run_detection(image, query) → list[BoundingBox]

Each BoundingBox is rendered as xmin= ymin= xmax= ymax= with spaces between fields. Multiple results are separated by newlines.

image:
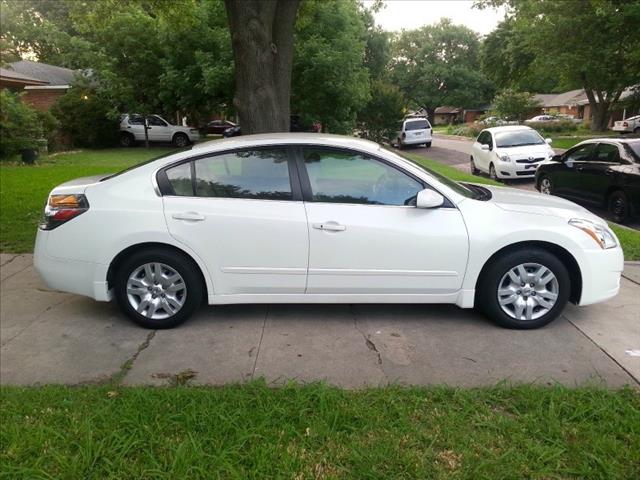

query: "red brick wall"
xmin=22 ymin=89 xmax=67 ymax=111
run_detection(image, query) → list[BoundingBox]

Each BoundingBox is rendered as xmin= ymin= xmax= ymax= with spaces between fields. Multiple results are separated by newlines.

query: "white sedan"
xmin=35 ymin=133 xmax=623 ymax=330
xmin=470 ymin=126 xmax=556 ymax=180
xmin=612 ymin=115 xmax=640 ymax=134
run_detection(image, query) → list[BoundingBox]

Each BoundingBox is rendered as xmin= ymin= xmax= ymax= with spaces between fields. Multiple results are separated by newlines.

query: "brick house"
xmin=0 ymin=60 xmax=76 ymax=111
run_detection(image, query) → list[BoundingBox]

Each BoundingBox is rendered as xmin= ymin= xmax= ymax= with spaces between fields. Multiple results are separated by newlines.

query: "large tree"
xmin=391 ymin=19 xmax=494 ymax=120
xmin=224 ymin=0 xmax=300 ymax=134
xmin=476 ymin=0 xmax=640 ymax=131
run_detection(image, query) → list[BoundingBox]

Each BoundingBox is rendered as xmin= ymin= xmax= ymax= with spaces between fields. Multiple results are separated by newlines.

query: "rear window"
xmin=404 ymin=120 xmax=430 ymax=131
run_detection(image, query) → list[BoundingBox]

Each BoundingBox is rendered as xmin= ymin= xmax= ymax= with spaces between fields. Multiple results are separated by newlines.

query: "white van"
xmin=396 ymin=117 xmax=432 ymax=149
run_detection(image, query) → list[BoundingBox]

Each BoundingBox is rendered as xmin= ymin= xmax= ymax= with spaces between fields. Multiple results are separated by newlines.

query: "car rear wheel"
xmin=425 ymin=142 xmax=432 ymax=148
xmin=173 ymin=133 xmax=190 ymax=148
xmin=114 ymin=248 xmax=202 ymax=329
xmin=608 ymin=190 xmax=630 ymax=224
xmin=539 ymin=176 xmax=553 ymax=195
xmin=120 ymin=133 xmax=135 ymax=148
xmin=477 ymin=248 xmax=570 ymax=329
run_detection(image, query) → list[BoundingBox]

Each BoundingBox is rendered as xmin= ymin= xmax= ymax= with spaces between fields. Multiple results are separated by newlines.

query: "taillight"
xmin=40 ymin=194 xmax=89 ymax=230
xmin=623 ymin=122 xmax=628 ymax=127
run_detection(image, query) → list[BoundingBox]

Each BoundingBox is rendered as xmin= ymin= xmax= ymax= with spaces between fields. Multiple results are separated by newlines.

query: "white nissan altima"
xmin=35 ymin=134 xmax=623 ymax=329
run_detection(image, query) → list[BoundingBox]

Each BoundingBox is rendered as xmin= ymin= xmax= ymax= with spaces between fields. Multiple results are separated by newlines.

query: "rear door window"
xmin=594 ymin=143 xmax=620 ymax=163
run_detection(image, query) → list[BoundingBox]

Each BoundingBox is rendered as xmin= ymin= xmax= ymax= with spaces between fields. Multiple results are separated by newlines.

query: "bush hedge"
xmin=0 ymin=89 xmax=43 ymax=159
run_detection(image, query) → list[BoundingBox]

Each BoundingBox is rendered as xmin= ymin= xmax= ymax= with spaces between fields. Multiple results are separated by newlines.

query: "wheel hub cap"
xmin=497 ymin=263 xmax=559 ymax=321
xmin=126 ymin=262 xmax=186 ymax=320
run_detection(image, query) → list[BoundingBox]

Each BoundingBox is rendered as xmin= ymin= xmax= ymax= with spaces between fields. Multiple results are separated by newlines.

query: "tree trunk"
xmin=144 ymin=122 xmax=150 ymax=148
xmin=225 ymin=0 xmax=300 ymax=135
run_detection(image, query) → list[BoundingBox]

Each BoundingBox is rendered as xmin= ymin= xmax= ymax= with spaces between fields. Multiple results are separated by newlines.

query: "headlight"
xmin=569 ymin=219 xmax=617 ymax=249
xmin=499 ymin=154 xmax=510 ymax=162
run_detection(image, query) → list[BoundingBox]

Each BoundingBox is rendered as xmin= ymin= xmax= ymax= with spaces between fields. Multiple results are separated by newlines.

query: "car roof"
xmin=576 ymin=137 xmax=640 ymax=145
xmin=484 ymin=125 xmax=534 ymax=133
xmin=191 ymin=132 xmax=382 ymax=155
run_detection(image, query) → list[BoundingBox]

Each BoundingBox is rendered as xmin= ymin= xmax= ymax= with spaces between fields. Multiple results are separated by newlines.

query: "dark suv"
xmin=535 ymin=139 xmax=640 ymax=223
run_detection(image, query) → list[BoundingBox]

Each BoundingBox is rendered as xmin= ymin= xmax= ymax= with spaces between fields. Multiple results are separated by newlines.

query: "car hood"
xmin=482 ymin=185 xmax=605 ymax=223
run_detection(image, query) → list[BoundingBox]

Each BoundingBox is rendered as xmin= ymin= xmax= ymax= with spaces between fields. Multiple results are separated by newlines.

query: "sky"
xmin=363 ymin=0 xmax=506 ymax=36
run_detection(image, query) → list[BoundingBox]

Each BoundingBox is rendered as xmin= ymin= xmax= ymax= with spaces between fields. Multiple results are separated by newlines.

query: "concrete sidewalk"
xmin=1 ymin=254 xmax=638 ymax=388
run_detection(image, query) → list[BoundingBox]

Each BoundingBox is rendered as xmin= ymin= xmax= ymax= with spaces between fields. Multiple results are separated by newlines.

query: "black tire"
xmin=608 ymin=190 xmax=630 ymax=224
xmin=173 ymin=133 xmax=190 ymax=148
xmin=120 ymin=133 xmax=135 ymax=148
xmin=477 ymin=248 xmax=570 ymax=329
xmin=538 ymin=175 xmax=553 ymax=195
xmin=470 ymin=157 xmax=479 ymax=175
xmin=397 ymin=139 xmax=404 ymax=150
xmin=114 ymin=248 xmax=203 ymax=329
xmin=425 ymin=142 xmax=432 ymax=148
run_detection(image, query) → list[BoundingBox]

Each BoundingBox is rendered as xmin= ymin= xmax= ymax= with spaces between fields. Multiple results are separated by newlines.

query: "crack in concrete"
xmin=0 ymin=296 xmax=72 ymax=347
xmin=0 ymin=255 xmax=22 ymax=268
xmin=0 ymin=264 xmax=32 ymax=284
xmin=111 ymin=330 xmax=156 ymax=385
xmin=250 ymin=305 xmax=268 ymax=379
xmin=563 ymin=314 xmax=640 ymax=387
xmin=350 ymin=305 xmax=383 ymax=366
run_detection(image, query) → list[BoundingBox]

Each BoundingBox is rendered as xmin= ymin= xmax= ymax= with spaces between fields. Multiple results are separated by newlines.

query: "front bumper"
xmin=495 ymin=160 xmax=542 ymax=178
xmin=577 ymin=245 xmax=624 ymax=306
xmin=34 ymin=229 xmax=112 ymax=301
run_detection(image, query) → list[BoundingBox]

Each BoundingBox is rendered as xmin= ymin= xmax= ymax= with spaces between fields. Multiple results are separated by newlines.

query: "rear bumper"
xmin=34 ymin=229 xmax=111 ymax=301
xmin=577 ymin=246 xmax=624 ymax=306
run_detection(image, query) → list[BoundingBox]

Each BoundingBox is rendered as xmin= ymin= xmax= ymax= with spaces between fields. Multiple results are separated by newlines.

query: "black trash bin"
xmin=20 ymin=148 xmax=38 ymax=164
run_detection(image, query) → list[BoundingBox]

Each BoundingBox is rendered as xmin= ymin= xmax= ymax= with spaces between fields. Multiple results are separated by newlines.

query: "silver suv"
xmin=119 ymin=114 xmax=200 ymax=147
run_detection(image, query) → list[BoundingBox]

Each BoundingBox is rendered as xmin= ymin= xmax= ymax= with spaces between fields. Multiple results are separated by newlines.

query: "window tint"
xmin=303 ymin=148 xmax=422 ymax=206
xmin=193 ymin=149 xmax=292 ymax=200
xmin=166 ymin=162 xmax=192 ymax=196
xmin=566 ymin=143 xmax=594 ymax=162
xmin=128 ymin=115 xmax=145 ymax=125
xmin=624 ymin=140 xmax=640 ymax=161
xmin=148 ymin=116 xmax=167 ymax=127
xmin=405 ymin=119 xmax=430 ymax=131
xmin=594 ymin=143 xmax=620 ymax=163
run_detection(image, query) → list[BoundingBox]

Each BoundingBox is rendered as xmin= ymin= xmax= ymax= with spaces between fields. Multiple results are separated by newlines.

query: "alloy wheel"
xmin=540 ymin=177 xmax=552 ymax=195
xmin=126 ymin=262 xmax=186 ymax=320
xmin=497 ymin=263 xmax=559 ymax=321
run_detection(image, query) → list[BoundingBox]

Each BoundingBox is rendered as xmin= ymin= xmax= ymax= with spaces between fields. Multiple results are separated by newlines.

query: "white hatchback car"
xmin=470 ymin=126 xmax=556 ymax=180
xmin=396 ymin=117 xmax=432 ymax=148
xmin=35 ymin=134 xmax=622 ymax=330
xmin=120 ymin=114 xmax=200 ymax=148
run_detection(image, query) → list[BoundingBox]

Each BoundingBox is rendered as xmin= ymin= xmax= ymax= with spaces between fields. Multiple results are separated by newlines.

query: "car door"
xmin=576 ymin=142 xmax=621 ymax=204
xmin=298 ymin=146 xmax=469 ymax=295
xmin=473 ymin=131 xmax=490 ymax=171
xmin=147 ymin=115 xmax=172 ymax=142
xmin=126 ymin=114 xmax=146 ymax=140
xmin=162 ymin=146 xmax=309 ymax=295
xmin=553 ymin=143 xmax=596 ymax=198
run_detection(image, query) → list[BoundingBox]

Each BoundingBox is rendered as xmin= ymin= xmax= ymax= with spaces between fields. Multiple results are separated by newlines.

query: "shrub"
xmin=0 ymin=89 xmax=42 ymax=159
xmin=527 ymin=120 xmax=578 ymax=134
xmin=450 ymin=123 xmax=483 ymax=138
xmin=51 ymin=90 xmax=119 ymax=148
xmin=357 ymin=81 xmax=405 ymax=143
xmin=492 ymin=89 xmax=541 ymax=122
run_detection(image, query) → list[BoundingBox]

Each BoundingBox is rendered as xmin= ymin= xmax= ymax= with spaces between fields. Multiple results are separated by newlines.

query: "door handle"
xmin=575 ymin=164 xmax=584 ymax=171
xmin=312 ymin=222 xmax=346 ymax=232
xmin=172 ymin=212 xmax=205 ymax=222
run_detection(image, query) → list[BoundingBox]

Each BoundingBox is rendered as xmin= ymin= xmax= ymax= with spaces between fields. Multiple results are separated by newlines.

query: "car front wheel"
xmin=470 ymin=157 xmax=479 ymax=175
xmin=608 ymin=190 xmax=630 ymax=224
xmin=539 ymin=176 xmax=553 ymax=195
xmin=114 ymin=248 xmax=202 ymax=329
xmin=477 ymin=248 xmax=570 ymax=329
xmin=173 ymin=133 xmax=190 ymax=148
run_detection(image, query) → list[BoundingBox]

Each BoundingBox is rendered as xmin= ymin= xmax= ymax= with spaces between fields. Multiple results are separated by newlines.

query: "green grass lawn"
xmin=1 ymin=383 xmax=638 ymax=479
xmin=0 ymin=148 xmax=176 ymax=252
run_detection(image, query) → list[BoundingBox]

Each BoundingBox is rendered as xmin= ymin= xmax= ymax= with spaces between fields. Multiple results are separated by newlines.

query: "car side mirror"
xmin=416 ymin=189 xmax=444 ymax=209
xmin=480 ymin=144 xmax=490 ymax=151
xmin=552 ymin=154 xmax=562 ymax=162
xmin=545 ymin=138 xmax=553 ymax=144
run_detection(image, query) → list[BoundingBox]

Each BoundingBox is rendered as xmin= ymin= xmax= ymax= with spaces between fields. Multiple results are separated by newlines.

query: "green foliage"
xmin=292 ymin=0 xmax=370 ymax=133
xmin=357 ymin=80 xmax=404 ymax=142
xmin=491 ymin=89 xmax=541 ymax=122
xmin=51 ymin=90 xmax=120 ymax=148
xmin=0 ymin=89 xmax=42 ymax=158
xmin=445 ymin=123 xmax=484 ymax=139
xmin=527 ymin=121 xmax=578 ymax=134
xmin=391 ymin=19 xmax=494 ymax=116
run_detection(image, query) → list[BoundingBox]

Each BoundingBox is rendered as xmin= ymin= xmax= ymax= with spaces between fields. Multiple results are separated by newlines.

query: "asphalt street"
xmin=1 ymin=254 xmax=638 ymax=388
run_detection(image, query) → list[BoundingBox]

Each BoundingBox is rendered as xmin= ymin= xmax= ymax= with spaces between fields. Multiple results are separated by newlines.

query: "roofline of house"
xmin=24 ymin=85 xmax=71 ymax=90
xmin=0 ymin=76 xmax=48 ymax=86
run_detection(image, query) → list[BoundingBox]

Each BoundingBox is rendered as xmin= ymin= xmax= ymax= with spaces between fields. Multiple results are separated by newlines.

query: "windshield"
xmin=624 ymin=140 xmax=640 ymax=161
xmin=495 ymin=130 xmax=545 ymax=148
xmin=382 ymin=147 xmax=486 ymax=199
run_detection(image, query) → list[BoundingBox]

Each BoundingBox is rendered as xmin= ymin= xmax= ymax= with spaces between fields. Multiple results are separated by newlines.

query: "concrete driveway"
xmin=1 ymin=254 xmax=638 ymax=388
